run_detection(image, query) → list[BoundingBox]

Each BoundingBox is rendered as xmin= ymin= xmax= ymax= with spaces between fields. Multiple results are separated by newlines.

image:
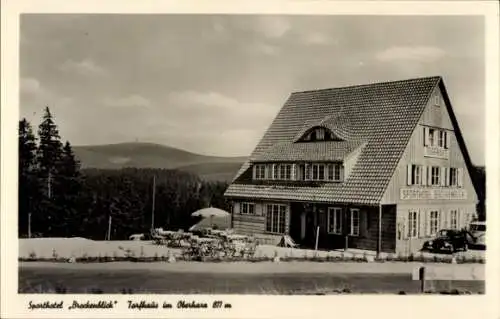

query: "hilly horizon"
xmin=73 ymin=142 xmax=247 ymax=182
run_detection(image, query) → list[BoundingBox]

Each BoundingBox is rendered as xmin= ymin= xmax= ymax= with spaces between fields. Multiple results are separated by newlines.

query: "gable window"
xmin=450 ymin=210 xmax=458 ymax=230
xmin=265 ymin=204 xmax=287 ymax=234
xmin=408 ymin=164 xmax=423 ymax=185
xmin=434 ymin=95 xmax=440 ymax=106
xmin=429 ymin=210 xmax=440 ymax=235
xmin=254 ymin=164 xmax=266 ymax=180
xmin=327 ymin=207 xmax=342 ymax=234
xmin=424 ymin=127 xmax=450 ymax=149
xmin=349 ymin=209 xmax=360 ymax=236
xmin=428 ymin=128 xmax=435 ymax=146
xmin=241 ymin=202 xmax=255 ymax=215
xmin=431 ymin=166 xmax=440 ymax=186
xmin=408 ymin=210 xmax=418 ymax=238
xmin=449 ymin=168 xmax=458 ymax=186
xmin=438 ymin=130 xmax=445 ymax=148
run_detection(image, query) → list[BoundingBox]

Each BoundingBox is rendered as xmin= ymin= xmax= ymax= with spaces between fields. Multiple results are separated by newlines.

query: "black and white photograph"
xmin=1 ymin=1 xmax=499 ymax=319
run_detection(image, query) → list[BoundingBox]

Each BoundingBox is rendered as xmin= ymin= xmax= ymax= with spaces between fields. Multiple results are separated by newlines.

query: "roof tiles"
xmin=225 ymin=76 xmax=442 ymax=205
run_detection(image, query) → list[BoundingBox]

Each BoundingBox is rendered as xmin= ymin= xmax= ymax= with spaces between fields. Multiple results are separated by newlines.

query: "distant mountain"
xmin=73 ymin=142 xmax=246 ymax=182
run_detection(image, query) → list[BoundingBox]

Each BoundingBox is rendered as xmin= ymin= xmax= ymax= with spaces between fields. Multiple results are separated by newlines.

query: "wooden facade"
xmin=381 ymin=87 xmax=478 ymax=254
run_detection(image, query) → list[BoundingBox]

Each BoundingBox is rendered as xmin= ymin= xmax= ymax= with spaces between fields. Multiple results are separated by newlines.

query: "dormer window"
xmin=298 ymin=126 xmax=342 ymax=142
xmin=316 ymin=128 xmax=325 ymax=140
xmin=252 ymin=162 xmax=344 ymax=182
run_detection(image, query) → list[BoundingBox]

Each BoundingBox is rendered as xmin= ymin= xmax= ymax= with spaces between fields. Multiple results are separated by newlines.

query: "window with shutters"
xmin=449 ymin=168 xmax=458 ymax=186
xmin=431 ymin=166 xmax=440 ymax=186
xmin=327 ymin=207 xmax=342 ymax=234
xmin=428 ymin=128 xmax=435 ymax=146
xmin=429 ymin=210 xmax=440 ymax=235
xmin=408 ymin=210 xmax=418 ymax=238
xmin=438 ymin=130 xmax=445 ymax=148
xmin=265 ymin=204 xmax=287 ymax=234
xmin=408 ymin=164 xmax=423 ymax=185
xmin=450 ymin=210 xmax=458 ymax=229
xmin=349 ymin=209 xmax=360 ymax=236
xmin=423 ymin=127 xmax=450 ymax=150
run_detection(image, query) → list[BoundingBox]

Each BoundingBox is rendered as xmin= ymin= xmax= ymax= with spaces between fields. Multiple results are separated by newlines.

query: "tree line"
xmin=19 ymin=107 xmax=230 ymax=240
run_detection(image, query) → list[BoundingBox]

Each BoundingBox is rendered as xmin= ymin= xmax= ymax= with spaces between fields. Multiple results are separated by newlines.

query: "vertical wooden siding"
xmin=379 ymin=86 xmax=478 ymax=255
xmin=381 ymin=86 xmax=478 ymax=206
xmin=346 ymin=206 xmax=396 ymax=252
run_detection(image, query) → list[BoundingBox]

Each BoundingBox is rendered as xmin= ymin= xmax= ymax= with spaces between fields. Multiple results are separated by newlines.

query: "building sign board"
xmin=424 ymin=146 xmax=449 ymax=159
xmin=400 ymin=188 xmax=467 ymax=200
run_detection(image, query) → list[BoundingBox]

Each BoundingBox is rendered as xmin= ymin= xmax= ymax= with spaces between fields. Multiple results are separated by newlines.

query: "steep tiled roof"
xmin=253 ymin=140 xmax=364 ymax=162
xmin=225 ymin=76 xmax=442 ymax=205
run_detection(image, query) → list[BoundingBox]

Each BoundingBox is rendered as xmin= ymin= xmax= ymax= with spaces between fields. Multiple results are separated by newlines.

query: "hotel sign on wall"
xmin=424 ymin=146 xmax=449 ymax=159
xmin=400 ymin=188 xmax=467 ymax=200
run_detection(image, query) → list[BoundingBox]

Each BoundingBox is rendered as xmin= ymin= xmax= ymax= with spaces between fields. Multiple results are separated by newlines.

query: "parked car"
xmin=467 ymin=221 xmax=486 ymax=249
xmin=422 ymin=229 xmax=469 ymax=253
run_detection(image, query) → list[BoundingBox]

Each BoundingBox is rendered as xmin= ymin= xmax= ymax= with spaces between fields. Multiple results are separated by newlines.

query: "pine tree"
xmin=18 ymin=119 xmax=39 ymax=237
xmin=37 ymin=106 xmax=63 ymax=179
xmin=36 ymin=106 xmax=64 ymax=236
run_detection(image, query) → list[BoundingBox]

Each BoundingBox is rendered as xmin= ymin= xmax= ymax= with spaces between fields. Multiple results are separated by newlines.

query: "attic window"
xmin=300 ymin=126 xmax=341 ymax=142
xmin=433 ymin=95 xmax=440 ymax=107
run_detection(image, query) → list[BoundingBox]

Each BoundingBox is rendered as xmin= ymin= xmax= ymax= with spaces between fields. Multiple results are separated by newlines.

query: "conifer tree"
xmin=56 ymin=141 xmax=83 ymax=236
xmin=18 ymin=118 xmax=39 ymax=236
xmin=36 ymin=106 xmax=64 ymax=236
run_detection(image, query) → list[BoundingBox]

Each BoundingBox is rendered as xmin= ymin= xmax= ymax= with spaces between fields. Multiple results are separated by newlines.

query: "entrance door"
xmin=305 ymin=211 xmax=316 ymax=245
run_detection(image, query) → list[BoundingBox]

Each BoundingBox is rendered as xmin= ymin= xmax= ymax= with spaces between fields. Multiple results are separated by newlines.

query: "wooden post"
xmin=28 ymin=213 xmax=32 ymax=238
xmin=315 ymin=225 xmax=320 ymax=250
xmin=151 ymin=175 xmax=156 ymax=231
xmin=419 ymin=266 xmax=426 ymax=293
xmin=378 ymin=205 xmax=382 ymax=256
xmin=107 ymin=216 xmax=112 ymax=241
xmin=344 ymin=207 xmax=349 ymax=251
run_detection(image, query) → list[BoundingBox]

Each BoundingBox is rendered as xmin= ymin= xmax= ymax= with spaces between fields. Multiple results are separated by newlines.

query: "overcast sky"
xmin=20 ymin=14 xmax=485 ymax=164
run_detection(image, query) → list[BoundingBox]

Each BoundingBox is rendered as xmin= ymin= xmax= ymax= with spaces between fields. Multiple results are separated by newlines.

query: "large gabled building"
xmin=224 ymin=76 xmax=479 ymax=255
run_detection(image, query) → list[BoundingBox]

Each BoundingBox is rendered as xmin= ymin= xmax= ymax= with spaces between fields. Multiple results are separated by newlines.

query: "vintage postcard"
xmin=1 ymin=1 xmax=499 ymax=319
